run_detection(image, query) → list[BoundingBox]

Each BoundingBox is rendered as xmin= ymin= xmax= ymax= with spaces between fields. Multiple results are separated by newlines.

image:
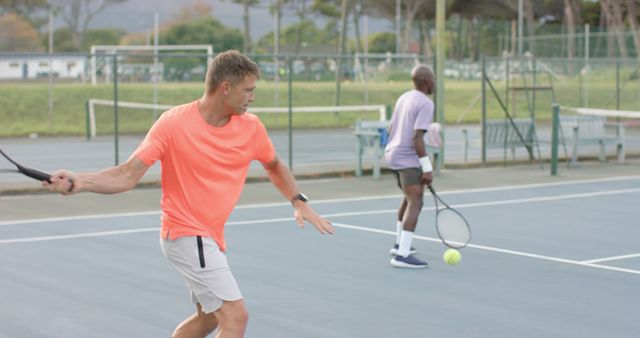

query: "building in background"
xmin=0 ymin=55 xmax=86 ymax=80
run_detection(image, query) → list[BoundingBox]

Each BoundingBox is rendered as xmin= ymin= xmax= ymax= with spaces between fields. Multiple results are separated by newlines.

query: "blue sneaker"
xmin=390 ymin=254 xmax=428 ymax=268
xmin=389 ymin=244 xmax=417 ymax=256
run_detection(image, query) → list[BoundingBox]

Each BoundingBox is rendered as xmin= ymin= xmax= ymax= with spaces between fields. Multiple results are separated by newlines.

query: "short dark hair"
xmin=205 ymin=50 xmax=260 ymax=93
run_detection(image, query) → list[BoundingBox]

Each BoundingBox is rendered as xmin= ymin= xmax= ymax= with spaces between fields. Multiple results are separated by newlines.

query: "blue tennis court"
xmin=0 ymin=175 xmax=639 ymax=338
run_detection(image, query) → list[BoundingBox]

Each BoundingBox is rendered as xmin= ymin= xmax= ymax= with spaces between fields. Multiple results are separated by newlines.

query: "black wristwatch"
xmin=290 ymin=193 xmax=309 ymax=204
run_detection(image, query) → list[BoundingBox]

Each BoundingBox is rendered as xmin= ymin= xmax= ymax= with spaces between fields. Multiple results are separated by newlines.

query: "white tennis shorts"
xmin=160 ymin=235 xmax=242 ymax=313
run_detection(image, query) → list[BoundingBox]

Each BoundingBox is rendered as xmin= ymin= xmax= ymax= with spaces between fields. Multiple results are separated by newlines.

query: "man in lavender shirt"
xmin=384 ymin=65 xmax=436 ymax=268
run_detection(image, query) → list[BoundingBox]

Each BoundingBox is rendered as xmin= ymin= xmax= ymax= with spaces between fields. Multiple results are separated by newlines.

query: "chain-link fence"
xmin=1 ymin=52 xmax=639 ymax=184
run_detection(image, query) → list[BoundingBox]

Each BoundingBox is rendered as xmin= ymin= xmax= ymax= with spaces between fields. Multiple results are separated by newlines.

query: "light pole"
xmin=395 ymin=0 xmax=401 ymax=54
xmin=518 ymin=0 xmax=523 ymax=55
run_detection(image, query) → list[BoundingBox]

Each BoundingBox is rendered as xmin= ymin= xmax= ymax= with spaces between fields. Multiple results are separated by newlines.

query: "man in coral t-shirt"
xmin=45 ymin=50 xmax=334 ymax=338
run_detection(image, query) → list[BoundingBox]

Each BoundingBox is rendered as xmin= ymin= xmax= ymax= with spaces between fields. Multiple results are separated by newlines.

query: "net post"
xmin=551 ymin=103 xmax=560 ymax=175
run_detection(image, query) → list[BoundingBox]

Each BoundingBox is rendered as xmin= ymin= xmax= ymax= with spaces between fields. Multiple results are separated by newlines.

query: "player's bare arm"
xmin=45 ymin=157 xmax=150 ymax=195
xmin=262 ymin=156 xmax=335 ymax=235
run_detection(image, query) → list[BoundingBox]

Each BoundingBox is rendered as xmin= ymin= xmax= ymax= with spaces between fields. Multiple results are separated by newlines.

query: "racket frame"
xmin=428 ymin=185 xmax=471 ymax=249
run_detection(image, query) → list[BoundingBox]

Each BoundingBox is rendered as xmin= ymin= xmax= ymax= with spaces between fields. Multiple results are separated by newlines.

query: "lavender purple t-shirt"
xmin=384 ymin=89 xmax=434 ymax=170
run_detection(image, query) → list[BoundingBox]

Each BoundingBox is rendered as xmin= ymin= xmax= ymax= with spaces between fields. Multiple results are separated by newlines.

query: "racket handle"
xmin=18 ymin=166 xmax=52 ymax=183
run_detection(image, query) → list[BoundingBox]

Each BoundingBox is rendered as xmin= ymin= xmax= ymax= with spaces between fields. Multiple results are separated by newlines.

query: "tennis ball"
xmin=443 ymin=249 xmax=461 ymax=265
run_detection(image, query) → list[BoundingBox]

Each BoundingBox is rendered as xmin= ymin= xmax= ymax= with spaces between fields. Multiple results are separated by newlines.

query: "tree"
xmin=563 ymin=0 xmax=581 ymax=60
xmin=368 ymin=31 xmax=396 ymax=53
xmin=601 ymin=0 xmax=628 ymax=58
xmin=256 ymin=20 xmax=333 ymax=51
xmin=160 ymin=17 xmax=243 ymax=81
xmin=626 ymin=0 xmax=640 ymax=59
xmin=49 ymin=0 xmax=127 ymax=51
xmin=0 ymin=13 xmax=43 ymax=51
xmin=161 ymin=17 xmax=243 ymax=51
xmin=285 ymin=0 xmax=310 ymax=55
xmin=311 ymin=0 xmax=342 ymax=48
xmin=84 ymin=28 xmax=125 ymax=48
xmin=0 ymin=0 xmax=49 ymax=29
xmin=222 ymin=0 xmax=259 ymax=54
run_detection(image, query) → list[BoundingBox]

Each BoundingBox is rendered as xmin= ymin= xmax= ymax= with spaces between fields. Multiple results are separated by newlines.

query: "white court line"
xmin=1 ymin=215 xmax=638 ymax=276
xmin=2 ymin=174 xmax=639 ymax=204
xmin=582 ymin=253 xmax=640 ymax=264
xmin=331 ymin=222 xmax=640 ymax=276
xmin=0 ymin=228 xmax=158 ymax=244
xmin=0 ymin=217 xmax=298 ymax=244
xmin=0 ymin=211 xmax=161 ymax=227
xmin=2 ymin=187 xmax=640 ymax=228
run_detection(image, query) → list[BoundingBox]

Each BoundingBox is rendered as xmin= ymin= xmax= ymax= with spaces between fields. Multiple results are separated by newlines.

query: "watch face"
xmin=295 ymin=193 xmax=308 ymax=202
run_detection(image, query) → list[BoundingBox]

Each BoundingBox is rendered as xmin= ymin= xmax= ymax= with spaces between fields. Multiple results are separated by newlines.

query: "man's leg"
xmin=213 ymin=299 xmax=249 ymax=338
xmin=172 ymin=303 xmax=219 ymax=338
xmin=396 ymin=198 xmax=408 ymax=243
xmin=390 ymin=198 xmax=418 ymax=256
xmin=400 ymin=183 xmax=424 ymax=233
xmin=391 ymin=181 xmax=428 ymax=268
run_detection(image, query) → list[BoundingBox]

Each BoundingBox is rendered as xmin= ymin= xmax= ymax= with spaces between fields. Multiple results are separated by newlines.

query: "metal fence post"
xmin=288 ymin=57 xmax=293 ymax=170
xmin=481 ymin=56 xmax=487 ymax=162
xmin=551 ymin=103 xmax=559 ymax=176
xmin=113 ymin=54 xmax=119 ymax=166
xmin=85 ymin=100 xmax=90 ymax=141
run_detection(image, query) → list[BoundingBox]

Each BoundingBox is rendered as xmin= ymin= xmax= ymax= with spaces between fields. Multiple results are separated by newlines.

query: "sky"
xmin=86 ymin=0 xmax=392 ymax=40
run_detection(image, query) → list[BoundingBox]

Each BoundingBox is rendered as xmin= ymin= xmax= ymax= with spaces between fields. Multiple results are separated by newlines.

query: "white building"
xmin=0 ymin=55 xmax=86 ymax=80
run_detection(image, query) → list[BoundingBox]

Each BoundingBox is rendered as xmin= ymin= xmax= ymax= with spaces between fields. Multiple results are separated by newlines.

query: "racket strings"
xmin=436 ymin=208 xmax=471 ymax=248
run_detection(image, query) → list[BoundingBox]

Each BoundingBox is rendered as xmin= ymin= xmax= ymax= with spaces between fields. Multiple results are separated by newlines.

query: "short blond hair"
xmin=205 ymin=50 xmax=260 ymax=93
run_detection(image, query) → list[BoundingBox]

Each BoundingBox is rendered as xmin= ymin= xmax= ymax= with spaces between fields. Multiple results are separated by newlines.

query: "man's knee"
xmin=196 ymin=304 xmax=219 ymax=334
xmin=406 ymin=193 xmax=423 ymax=210
xmin=217 ymin=300 xmax=249 ymax=332
xmin=198 ymin=312 xmax=219 ymax=334
xmin=231 ymin=307 xmax=249 ymax=329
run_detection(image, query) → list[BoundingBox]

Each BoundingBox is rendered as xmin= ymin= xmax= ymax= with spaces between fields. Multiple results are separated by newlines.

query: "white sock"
xmin=398 ymin=230 xmax=414 ymax=257
xmin=395 ymin=220 xmax=403 ymax=245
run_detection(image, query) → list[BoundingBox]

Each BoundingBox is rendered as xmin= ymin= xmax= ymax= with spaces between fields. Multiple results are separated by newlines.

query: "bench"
xmin=559 ymin=114 xmax=625 ymax=164
xmin=354 ymin=119 xmax=442 ymax=179
xmin=462 ymin=118 xmax=536 ymax=162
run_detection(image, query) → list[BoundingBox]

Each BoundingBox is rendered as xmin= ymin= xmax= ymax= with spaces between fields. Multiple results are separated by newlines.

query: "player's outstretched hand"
xmin=44 ymin=169 xmax=77 ymax=195
xmin=293 ymin=202 xmax=335 ymax=235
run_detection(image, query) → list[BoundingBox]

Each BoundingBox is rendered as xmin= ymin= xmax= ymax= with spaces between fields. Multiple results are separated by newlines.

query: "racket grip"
xmin=18 ymin=166 xmax=52 ymax=183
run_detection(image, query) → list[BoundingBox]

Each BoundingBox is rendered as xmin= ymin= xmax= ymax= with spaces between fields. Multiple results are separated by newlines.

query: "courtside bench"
xmin=462 ymin=118 xmax=536 ymax=162
xmin=558 ymin=114 xmax=625 ymax=164
xmin=354 ymin=119 xmax=442 ymax=179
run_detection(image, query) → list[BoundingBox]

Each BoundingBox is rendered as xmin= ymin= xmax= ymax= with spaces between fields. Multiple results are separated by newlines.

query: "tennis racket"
xmin=428 ymin=185 xmax=471 ymax=249
xmin=0 ymin=145 xmax=57 ymax=181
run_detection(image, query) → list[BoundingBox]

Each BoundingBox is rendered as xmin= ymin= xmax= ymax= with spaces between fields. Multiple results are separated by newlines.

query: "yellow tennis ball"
xmin=443 ymin=249 xmax=461 ymax=265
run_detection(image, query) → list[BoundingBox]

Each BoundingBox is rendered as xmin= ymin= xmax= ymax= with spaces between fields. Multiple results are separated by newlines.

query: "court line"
xmin=0 ymin=217 xmax=298 ymax=244
xmin=320 ymin=187 xmax=640 ymax=219
xmin=2 ymin=187 xmax=640 ymax=227
xmin=0 ymin=228 xmax=158 ymax=244
xmin=330 ymin=222 xmax=640 ymax=276
xmin=581 ymin=253 xmax=640 ymax=264
xmin=2 ymin=217 xmax=637 ymax=276
xmin=2 ymin=174 xmax=639 ymax=205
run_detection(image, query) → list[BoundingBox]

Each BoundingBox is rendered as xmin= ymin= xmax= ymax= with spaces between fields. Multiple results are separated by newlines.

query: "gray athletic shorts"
xmin=393 ymin=167 xmax=423 ymax=189
xmin=160 ymin=236 xmax=243 ymax=313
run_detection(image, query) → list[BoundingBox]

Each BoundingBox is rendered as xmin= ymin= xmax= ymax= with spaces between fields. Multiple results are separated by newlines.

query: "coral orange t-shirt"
xmin=133 ymin=100 xmax=276 ymax=252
